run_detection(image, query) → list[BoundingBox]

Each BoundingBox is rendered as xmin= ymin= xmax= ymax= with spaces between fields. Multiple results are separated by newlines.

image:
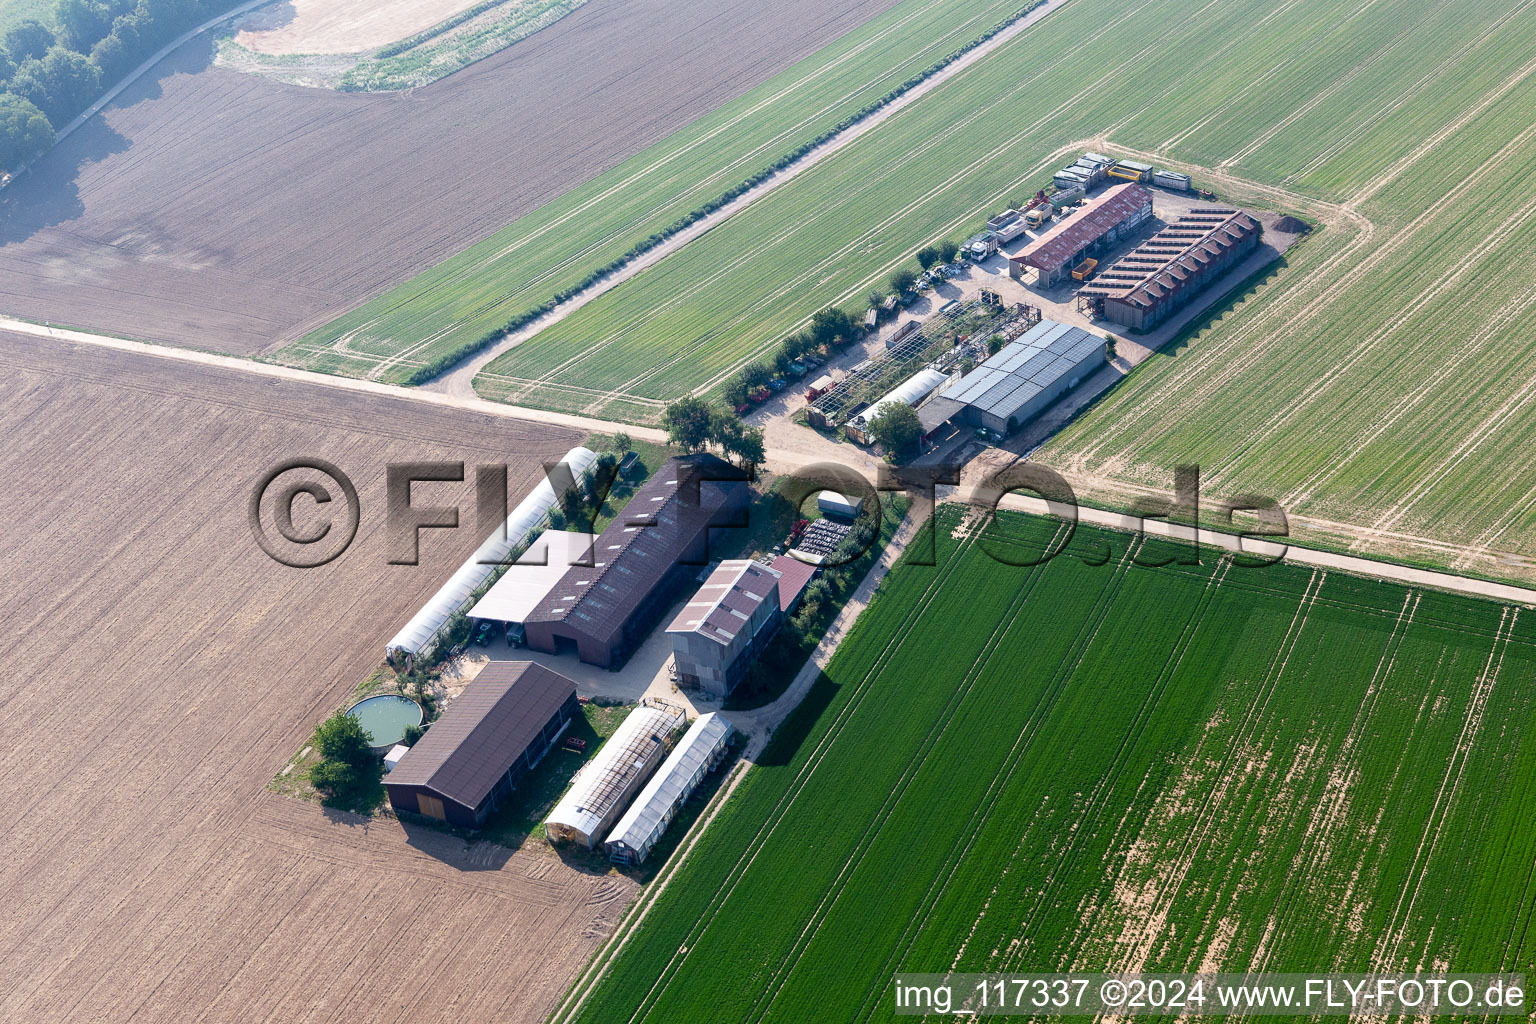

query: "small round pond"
xmin=345 ymin=694 xmax=424 ymax=753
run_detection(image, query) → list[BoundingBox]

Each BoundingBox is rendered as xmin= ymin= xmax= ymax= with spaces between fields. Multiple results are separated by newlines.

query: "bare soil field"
xmin=233 ymin=0 xmax=490 ymax=55
xmin=0 ymin=329 xmax=635 ymax=1024
xmin=0 ymin=0 xmax=899 ymax=354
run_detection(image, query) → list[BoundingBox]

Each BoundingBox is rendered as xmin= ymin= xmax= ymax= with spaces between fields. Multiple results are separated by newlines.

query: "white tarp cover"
xmin=467 ymin=531 xmax=599 ymax=625
xmin=604 ymin=713 xmax=733 ymax=862
xmin=385 ymin=446 xmax=598 ymax=660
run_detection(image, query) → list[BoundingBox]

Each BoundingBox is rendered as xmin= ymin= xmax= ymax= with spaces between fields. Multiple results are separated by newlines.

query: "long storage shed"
xmin=545 ymin=704 xmax=683 ymax=849
xmin=605 ymin=713 xmax=734 ymax=866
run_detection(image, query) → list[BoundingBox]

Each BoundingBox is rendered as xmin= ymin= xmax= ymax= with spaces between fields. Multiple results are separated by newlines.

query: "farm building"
xmin=817 ymin=491 xmax=862 ymax=519
xmin=522 ymin=454 xmax=750 ymax=669
xmin=467 ymin=530 xmax=599 ymax=645
xmin=667 ymin=559 xmax=782 ymax=699
xmin=845 ymin=367 xmax=950 ymax=445
xmin=768 ymin=554 xmax=818 ymax=614
xmin=545 ymin=703 xmax=684 ymax=848
xmin=383 ymin=662 xmax=579 ymax=830
xmin=605 ymin=713 xmax=734 ymax=866
xmin=1009 ymin=183 xmax=1153 ymax=286
xmin=385 ymin=446 xmax=598 ymax=666
xmin=1080 ymin=207 xmax=1262 ymax=331
xmin=934 ymin=320 xmax=1105 ymax=435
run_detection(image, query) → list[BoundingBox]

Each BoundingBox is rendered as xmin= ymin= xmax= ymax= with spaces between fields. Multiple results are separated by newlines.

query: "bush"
xmin=938 ymin=240 xmax=960 ymax=264
xmin=308 ymin=711 xmax=383 ymax=808
xmin=916 ymin=246 xmax=941 ymax=270
xmin=889 ymin=267 xmax=918 ymax=295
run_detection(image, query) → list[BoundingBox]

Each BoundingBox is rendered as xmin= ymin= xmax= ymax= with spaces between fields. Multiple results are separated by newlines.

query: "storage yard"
xmin=0 ymin=331 xmax=629 ymax=1024
xmin=556 ymin=507 xmax=1536 ymax=1024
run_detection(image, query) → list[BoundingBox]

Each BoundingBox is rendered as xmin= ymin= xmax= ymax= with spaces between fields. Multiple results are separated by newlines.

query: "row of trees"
xmin=723 ymin=306 xmax=860 ymax=408
xmin=1 ymin=0 xmax=243 ymax=172
xmin=886 ymin=240 xmax=961 ymax=299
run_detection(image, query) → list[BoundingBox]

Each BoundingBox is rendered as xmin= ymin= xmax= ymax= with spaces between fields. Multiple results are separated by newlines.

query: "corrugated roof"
xmin=767 ymin=554 xmax=817 ymax=613
xmin=666 ymin=559 xmax=781 ymax=646
xmin=1082 ymin=208 xmax=1261 ymax=309
xmin=385 ymin=662 xmax=576 ymax=808
xmin=940 ymin=320 xmax=1102 ymax=418
xmin=1014 ymin=183 xmax=1153 ymax=274
xmin=524 ymin=454 xmax=748 ymax=648
xmin=605 ymin=713 xmax=733 ymax=857
xmin=546 ymin=705 xmax=683 ymax=842
xmin=467 ymin=531 xmax=599 ymax=624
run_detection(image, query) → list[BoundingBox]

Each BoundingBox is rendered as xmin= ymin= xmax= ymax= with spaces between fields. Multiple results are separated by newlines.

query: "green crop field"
xmin=271 ymin=0 xmax=1034 ymax=382
xmin=554 ymin=506 xmax=1536 ymax=1024
xmin=468 ymin=0 xmax=1536 ymax=579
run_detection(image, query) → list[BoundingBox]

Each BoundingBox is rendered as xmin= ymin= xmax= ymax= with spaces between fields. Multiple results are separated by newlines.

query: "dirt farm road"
xmin=427 ymin=0 xmax=1077 ymax=397
xmin=13 ymin=311 xmax=1536 ymax=608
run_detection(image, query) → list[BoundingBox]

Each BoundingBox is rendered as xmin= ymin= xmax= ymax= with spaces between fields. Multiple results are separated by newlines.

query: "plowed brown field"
xmin=0 ymin=0 xmax=897 ymax=354
xmin=0 ymin=330 xmax=629 ymax=1024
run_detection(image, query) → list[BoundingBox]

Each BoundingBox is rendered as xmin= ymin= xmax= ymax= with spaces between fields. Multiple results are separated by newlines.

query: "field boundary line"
xmin=745 ymin=521 xmax=1074 ymax=1024
xmin=417 ymin=0 xmax=1076 ymax=395
xmin=610 ymin=511 xmax=972 ymax=1024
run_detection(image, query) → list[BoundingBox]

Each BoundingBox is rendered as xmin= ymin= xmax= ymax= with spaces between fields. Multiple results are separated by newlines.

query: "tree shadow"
xmin=0 ymin=32 xmax=220 ymax=244
xmin=756 ymin=671 xmax=839 ymax=768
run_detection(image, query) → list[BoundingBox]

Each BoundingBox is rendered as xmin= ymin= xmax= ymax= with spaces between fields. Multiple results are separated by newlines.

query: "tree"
xmin=868 ymin=402 xmax=922 ymax=457
xmin=0 ymin=92 xmax=55 ymax=172
xmin=402 ymin=723 xmax=426 ymax=747
xmin=1104 ymin=332 xmax=1117 ymax=360
xmin=608 ymin=431 xmax=632 ymax=454
xmin=915 ymin=245 xmax=941 ymax=270
xmin=889 ymin=268 xmax=917 ymax=295
xmin=809 ymin=306 xmax=856 ymax=350
xmin=0 ymin=49 xmax=15 ymax=88
xmin=937 ymin=240 xmax=960 ymax=264
xmin=662 ymin=394 xmax=715 ymax=452
xmin=308 ymin=711 xmax=383 ymax=807
xmin=987 ymin=333 xmax=1004 ymax=355
xmin=718 ymin=416 xmax=764 ymax=466
xmin=10 ymin=48 xmax=101 ymax=126
xmin=4 ymin=20 xmax=54 ymax=61
xmin=57 ymin=0 xmax=114 ymax=53
xmin=866 ymin=290 xmax=883 ymax=312
xmin=89 ymin=27 xmax=133 ymax=81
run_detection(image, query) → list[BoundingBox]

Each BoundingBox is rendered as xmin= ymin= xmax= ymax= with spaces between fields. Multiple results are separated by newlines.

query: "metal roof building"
xmin=767 ymin=554 xmax=818 ymax=614
xmin=605 ymin=713 xmax=734 ymax=866
xmin=468 ymin=530 xmax=599 ymax=633
xmin=667 ymin=560 xmax=782 ymax=698
xmin=384 ymin=662 xmax=579 ymax=829
xmin=938 ymin=320 xmax=1105 ymax=435
xmin=1010 ymin=183 xmax=1153 ymax=286
xmin=523 ymin=454 xmax=750 ymax=669
xmin=545 ymin=704 xmax=683 ymax=849
xmin=1081 ymin=207 xmax=1262 ymax=331
xmin=386 ymin=446 xmax=598 ymax=666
